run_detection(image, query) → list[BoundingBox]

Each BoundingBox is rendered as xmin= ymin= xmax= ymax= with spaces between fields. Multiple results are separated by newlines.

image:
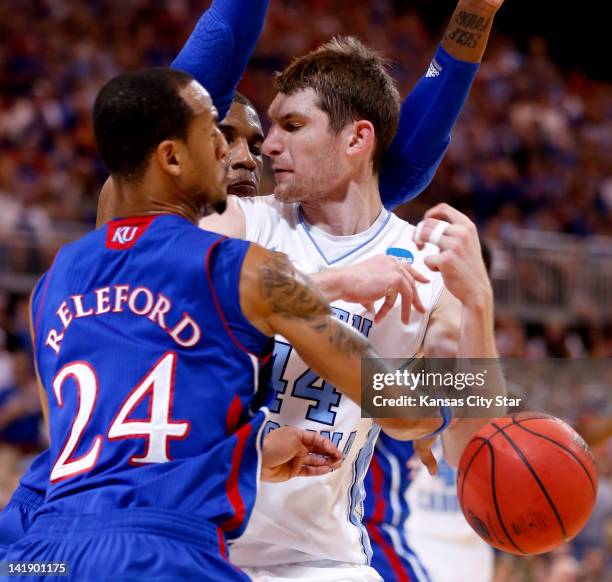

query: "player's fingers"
xmin=402 ymin=263 xmax=430 ymax=284
xmin=394 ymin=276 xmax=412 ymax=324
xmin=414 ymin=219 xmax=462 ymax=251
xmin=374 ymin=289 xmax=398 ymax=323
xmin=300 ymin=430 xmax=342 ymax=461
xmin=302 ymin=452 xmax=343 ymax=469
xmin=424 ymin=203 xmax=472 ymax=228
xmin=414 ymin=442 xmax=438 ymax=476
xmin=361 ymin=302 xmax=375 ymax=314
xmin=398 ymin=269 xmax=426 ymax=315
xmin=300 ymin=453 xmax=333 ymax=467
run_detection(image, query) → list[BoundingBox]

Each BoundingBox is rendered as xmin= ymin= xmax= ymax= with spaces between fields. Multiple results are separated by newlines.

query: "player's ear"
xmin=345 ymin=120 xmax=375 ymax=161
xmin=156 ymin=140 xmax=181 ymax=177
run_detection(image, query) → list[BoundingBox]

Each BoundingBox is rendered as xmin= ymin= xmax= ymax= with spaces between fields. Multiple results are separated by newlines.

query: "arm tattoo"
xmin=445 ymin=10 xmax=491 ymax=49
xmin=258 ymin=252 xmax=369 ymax=357
xmin=258 ymin=252 xmax=329 ymax=320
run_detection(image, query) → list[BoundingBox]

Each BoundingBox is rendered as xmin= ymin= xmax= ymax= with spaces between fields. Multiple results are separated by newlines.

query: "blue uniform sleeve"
xmin=380 ymin=46 xmax=480 ymax=210
xmin=171 ymin=0 xmax=269 ymax=120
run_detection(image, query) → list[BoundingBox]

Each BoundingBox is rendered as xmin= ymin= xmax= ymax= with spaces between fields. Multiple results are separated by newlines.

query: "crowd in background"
xmin=0 ymin=0 xmax=610 ymax=580
xmin=0 ymin=0 xmax=610 ymax=238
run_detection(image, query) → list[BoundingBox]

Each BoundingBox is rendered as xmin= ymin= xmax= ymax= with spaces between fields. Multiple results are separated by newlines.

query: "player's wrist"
xmin=312 ymin=267 xmax=347 ymax=302
xmin=462 ymin=284 xmax=493 ymax=313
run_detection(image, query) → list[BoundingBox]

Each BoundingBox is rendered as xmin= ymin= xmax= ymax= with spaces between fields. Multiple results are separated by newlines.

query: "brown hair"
xmin=275 ymin=36 xmax=400 ymax=174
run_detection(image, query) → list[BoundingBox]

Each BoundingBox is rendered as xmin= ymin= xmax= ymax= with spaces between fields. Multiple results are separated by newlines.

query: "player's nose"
xmin=262 ymin=126 xmax=283 ymax=157
xmin=216 ymin=128 xmax=229 ymax=161
xmin=230 ymin=139 xmax=256 ymax=171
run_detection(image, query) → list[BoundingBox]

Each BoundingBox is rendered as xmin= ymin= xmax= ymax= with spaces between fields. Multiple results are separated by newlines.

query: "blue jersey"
xmin=31 ymin=214 xmax=272 ymax=539
xmin=364 ymin=433 xmax=432 ymax=582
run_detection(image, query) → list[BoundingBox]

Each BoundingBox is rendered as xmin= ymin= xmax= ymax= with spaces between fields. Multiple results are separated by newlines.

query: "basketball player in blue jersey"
xmin=1 ymin=0 xmax=273 ymax=557
xmin=5 ymin=68 xmax=448 ymax=581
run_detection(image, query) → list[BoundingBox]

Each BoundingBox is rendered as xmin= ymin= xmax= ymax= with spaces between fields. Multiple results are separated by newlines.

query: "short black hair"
xmin=233 ymin=91 xmax=255 ymax=110
xmin=93 ymin=68 xmax=196 ymax=180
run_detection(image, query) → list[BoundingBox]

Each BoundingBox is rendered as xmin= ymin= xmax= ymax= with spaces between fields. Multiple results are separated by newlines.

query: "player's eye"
xmin=250 ymin=144 xmax=262 ymax=156
xmin=284 ymin=123 xmax=302 ymax=132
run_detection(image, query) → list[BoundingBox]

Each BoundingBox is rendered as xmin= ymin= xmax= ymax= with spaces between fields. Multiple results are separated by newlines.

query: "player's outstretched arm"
xmin=380 ymin=0 xmax=506 ymax=209
xmin=442 ymin=0 xmax=505 ymax=64
xmin=417 ymin=203 xmax=506 ymax=466
xmin=261 ymin=426 xmax=342 ymax=482
xmin=240 ymin=245 xmax=444 ymax=440
xmin=172 ymin=0 xmax=269 ymax=120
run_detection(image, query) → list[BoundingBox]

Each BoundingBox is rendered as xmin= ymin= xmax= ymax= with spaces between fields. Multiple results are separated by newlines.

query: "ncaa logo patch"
xmin=386 ymin=247 xmax=414 ymax=264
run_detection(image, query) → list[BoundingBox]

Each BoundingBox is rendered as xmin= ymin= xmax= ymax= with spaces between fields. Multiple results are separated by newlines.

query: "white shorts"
xmin=407 ymin=534 xmax=494 ymax=582
xmin=243 ymin=562 xmax=382 ymax=582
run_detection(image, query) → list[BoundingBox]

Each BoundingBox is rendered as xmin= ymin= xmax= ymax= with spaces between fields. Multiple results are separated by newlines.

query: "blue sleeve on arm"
xmin=380 ymin=45 xmax=480 ymax=210
xmin=171 ymin=0 xmax=269 ymax=120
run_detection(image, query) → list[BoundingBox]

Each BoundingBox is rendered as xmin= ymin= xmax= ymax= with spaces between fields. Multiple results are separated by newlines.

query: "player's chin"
xmin=227 ymin=182 xmax=258 ymax=198
xmin=273 ymin=182 xmax=300 ymax=203
xmin=209 ymin=189 xmax=228 ymax=215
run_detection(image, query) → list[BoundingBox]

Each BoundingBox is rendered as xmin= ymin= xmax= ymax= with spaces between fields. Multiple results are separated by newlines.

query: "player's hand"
xmin=261 ymin=426 xmax=343 ymax=482
xmin=413 ymin=204 xmax=492 ymax=309
xmin=412 ymin=437 xmax=438 ymax=476
xmin=321 ymin=255 xmax=430 ymax=324
xmin=458 ymin=0 xmax=506 ymax=13
xmin=476 ymin=0 xmax=506 ymax=12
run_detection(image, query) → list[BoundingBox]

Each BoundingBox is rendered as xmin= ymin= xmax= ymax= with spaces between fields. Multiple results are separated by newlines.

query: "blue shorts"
xmin=4 ymin=508 xmax=250 ymax=581
xmin=0 ymin=486 xmax=44 ymax=561
xmin=367 ymin=522 xmax=431 ymax=582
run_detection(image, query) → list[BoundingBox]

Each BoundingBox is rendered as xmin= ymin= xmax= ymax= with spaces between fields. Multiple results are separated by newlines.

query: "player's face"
xmin=263 ymin=88 xmax=349 ymax=203
xmin=219 ymin=101 xmax=264 ymax=197
xmin=180 ymin=82 xmax=229 ymax=214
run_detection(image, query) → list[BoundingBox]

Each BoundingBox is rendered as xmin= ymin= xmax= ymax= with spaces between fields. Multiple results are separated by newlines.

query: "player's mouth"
xmin=273 ymin=169 xmax=293 ymax=182
xmin=228 ymin=179 xmax=258 ymax=197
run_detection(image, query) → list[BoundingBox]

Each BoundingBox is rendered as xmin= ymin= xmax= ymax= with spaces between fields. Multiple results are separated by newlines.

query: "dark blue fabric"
xmin=380 ymin=45 xmax=479 ymax=209
xmin=5 ymin=509 xmax=250 ymax=581
xmin=172 ymin=0 xmax=269 ymax=120
xmin=32 ymin=215 xmax=269 ymax=539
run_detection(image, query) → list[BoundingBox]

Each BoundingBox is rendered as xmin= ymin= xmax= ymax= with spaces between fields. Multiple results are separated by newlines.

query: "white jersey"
xmin=406 ymin=441 xmax=494 ymax=582
xmin=230 ymin=195 xmax=445 ymax=568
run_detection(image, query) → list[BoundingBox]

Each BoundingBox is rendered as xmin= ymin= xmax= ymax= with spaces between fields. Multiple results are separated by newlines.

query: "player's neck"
xmin=299 ymin=173 xmax=383 ymax=236
xmin=110 ymin=175 xmax=202 ymax=225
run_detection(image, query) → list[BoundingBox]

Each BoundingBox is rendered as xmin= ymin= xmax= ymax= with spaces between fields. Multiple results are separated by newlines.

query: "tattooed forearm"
xmin=328 ymin=319 xmax=371 ymax=358
xmin=456 ymin=11 xmax=490 ymax=32
xmin=259 ymin=252 xmax=371 ymax=358
xmin=258 ymin=252 xmax=330 ymax=320
xmin=442 ymin=1 xmax=498 ymax=61
xmin=445 ymin=11 xmax=491 ymax=49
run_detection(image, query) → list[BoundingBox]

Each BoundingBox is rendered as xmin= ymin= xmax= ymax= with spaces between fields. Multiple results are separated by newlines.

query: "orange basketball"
xmin=457 ymin=414 xmax=598 ymax=555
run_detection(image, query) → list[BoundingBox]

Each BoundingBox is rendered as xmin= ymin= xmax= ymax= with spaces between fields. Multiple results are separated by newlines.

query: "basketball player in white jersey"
xmin=198 ymin=37 xmax=503 ymax=581
xmin=406 ymin=439 xmax=495 ymax=582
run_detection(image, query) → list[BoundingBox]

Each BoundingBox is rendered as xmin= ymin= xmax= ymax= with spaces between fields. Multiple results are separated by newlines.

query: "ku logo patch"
xmin=106 ymin=216 xmax=156 ymax=250
xmin=113 ymin=226 xmax=138 ymax=244
xmin=386 ymin=247 xmax=414 ymax=264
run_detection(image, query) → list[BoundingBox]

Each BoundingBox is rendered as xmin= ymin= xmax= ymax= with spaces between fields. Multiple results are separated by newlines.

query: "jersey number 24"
xmin=49 ymin=352 xmax=189 ymax=483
